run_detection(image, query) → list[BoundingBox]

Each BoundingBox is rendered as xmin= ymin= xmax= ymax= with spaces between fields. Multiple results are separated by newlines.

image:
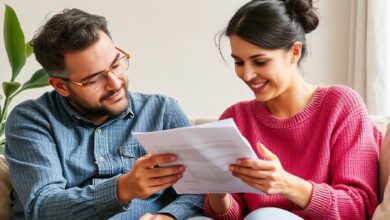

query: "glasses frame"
xmin=55 ymin=47 xmax=130 ymax=88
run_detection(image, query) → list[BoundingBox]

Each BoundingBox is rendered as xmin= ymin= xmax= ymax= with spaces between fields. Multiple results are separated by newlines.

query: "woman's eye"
xmin=234 ymin=61 xmax=244 ymax=66
xmin=254 ymin=60 xmax=267 ymax=66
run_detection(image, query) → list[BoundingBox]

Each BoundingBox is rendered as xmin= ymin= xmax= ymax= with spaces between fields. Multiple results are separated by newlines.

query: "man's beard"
xmin=67 ymin=87 xmax=129 ymax=119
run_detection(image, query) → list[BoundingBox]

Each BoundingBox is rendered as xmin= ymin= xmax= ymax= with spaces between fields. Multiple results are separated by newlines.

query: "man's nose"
xmin=105 ymin=71 xmax=122 ymax=90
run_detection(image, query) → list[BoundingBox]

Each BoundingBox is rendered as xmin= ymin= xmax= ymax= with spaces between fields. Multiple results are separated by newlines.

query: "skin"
xmin=207 ymin=35 xmax=317 ymax=214
xmin=48 ymin=32 xmax=181 ymax=220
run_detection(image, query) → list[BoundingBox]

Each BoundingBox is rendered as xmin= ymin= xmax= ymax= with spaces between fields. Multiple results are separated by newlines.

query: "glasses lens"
xmin=85 ymin=73 xmax=106 ymax=91
xmin=112 ymin=56 xmax=129 ymax=76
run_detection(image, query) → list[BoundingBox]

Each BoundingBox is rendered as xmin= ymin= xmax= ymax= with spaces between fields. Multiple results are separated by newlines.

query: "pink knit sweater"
xmin=204 ymin=86 xmax=382 ymax=220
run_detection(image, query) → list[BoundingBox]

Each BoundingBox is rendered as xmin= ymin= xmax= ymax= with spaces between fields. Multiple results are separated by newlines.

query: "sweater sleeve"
xmin=302 ymin=106 xmax=381 ymax=219
xmin=204 ymin=193 xmax=245 ymax=219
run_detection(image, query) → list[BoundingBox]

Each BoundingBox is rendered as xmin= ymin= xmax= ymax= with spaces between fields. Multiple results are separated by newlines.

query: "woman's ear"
xmin=48 ymin=77 xmax=70 ymax=97
xmin=290 ymin=42 xmax=303 ymax=65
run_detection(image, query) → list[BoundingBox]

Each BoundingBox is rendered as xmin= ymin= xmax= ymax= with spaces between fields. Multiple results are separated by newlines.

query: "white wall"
xmin=0 ymin=0 xmax=351 ymax=119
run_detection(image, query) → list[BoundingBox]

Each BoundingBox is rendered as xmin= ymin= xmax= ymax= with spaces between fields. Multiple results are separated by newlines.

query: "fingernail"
xmin=170 ymin=156 xmax=176 ymax=161
xmin=236 ymin=160 xmax=241 ymax=164
xmin=229 ymin=166 xmax=235 ymax=171
xmin=178 ymin=166 xmax=185 ymax=172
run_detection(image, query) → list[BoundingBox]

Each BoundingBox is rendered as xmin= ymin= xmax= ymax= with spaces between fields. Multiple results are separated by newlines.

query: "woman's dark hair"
xmin=219 ymin=0 xmax=319 ymax=63
xmin=31 ymin=9 xmax=111 ymax=76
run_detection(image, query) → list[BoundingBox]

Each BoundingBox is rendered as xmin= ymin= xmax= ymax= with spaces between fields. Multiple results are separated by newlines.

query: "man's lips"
xmin=101 ymin=89 xmax=122 ymax=102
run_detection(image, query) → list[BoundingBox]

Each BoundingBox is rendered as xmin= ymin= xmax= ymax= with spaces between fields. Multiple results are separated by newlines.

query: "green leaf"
xmin=0 ymin=94 xmax=2 ymax=116
xmin=0 ymin=139 xmax=5 ymax=155
xmin=21 ymin=69 xmax=49 ymax=90
xmin=3 ymin=82 xmax=21 ymax=97
xmin=4 ymin=4 xmax=26 ymax=81
xmin=0 ymin=120 xmax=5 ymax=137
xmin=26 ymin=41 xmax=33 ymax=58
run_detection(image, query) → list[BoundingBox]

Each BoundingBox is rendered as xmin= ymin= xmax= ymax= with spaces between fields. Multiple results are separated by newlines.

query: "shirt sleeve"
xmin=301 ymin=106 xmax=381 ymax=219
xmin=5 ymin=105 xmax=126 ymax=220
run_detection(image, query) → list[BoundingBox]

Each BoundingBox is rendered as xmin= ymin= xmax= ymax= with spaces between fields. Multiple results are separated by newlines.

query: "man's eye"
xmin=85 ymin=74 xmax=104 ymax=85
xmin=112 ymin=63 xmax=120 ymax=69
xmin=86 ymin=80 xmax=97 ymax=85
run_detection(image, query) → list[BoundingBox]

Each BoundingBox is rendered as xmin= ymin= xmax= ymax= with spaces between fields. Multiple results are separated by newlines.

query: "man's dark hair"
xmin=31 ymin=8 xmax=111 ymax=76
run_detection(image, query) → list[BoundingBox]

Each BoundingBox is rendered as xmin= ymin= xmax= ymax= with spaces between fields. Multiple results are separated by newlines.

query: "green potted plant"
xmin=0 ymin=4 xmax=50 ymax=154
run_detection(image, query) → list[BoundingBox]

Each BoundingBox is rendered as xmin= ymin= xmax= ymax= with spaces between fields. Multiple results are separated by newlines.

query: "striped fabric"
xmin=5 ymin=91 xmax=203 ymax=220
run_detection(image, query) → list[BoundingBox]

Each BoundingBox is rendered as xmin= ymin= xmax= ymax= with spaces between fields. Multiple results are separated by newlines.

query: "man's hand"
xmin=117 ymin=154 xmax=185 ymax=204
xmin=139 ymin=213 xmax=175 ymax=220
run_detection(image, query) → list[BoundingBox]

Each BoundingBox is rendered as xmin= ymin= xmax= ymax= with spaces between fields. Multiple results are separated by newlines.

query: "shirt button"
xmin=97 ymin=129 xmax=102 ymax=134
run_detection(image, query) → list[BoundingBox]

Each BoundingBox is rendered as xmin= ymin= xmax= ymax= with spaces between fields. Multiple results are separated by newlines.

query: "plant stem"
xmin=0 ymin=89 xmax=23 ymax=138
xmin=0 ymin=86 xmax=22 ymax=124
xmin=9 ymin=88 xmax=22 ymax=100
xmin=0 ymin=96 xmax=11 ymax=127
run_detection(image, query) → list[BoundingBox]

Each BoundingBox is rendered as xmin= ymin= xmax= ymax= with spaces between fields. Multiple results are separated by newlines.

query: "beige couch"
xmin=0 ymin=155 xmax=11 ymax=220
xmin=0 ymin=116 xmax=389 ymax=219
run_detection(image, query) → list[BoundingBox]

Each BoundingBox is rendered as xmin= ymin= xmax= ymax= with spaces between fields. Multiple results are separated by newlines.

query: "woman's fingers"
xmin=230 ymin=165 xmax=271 ymax=179
xmin=234 ymin=158 xmax=275 ymax=170
xmin=256 ymin=142 xmax=277 ymax=160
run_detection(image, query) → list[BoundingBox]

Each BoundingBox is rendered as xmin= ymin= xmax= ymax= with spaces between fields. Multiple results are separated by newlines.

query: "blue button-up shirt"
xmin=5 ymin=91 xmax=204 ymax=220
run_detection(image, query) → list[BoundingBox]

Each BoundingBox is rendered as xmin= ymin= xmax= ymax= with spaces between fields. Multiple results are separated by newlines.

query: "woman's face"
xmin=230 ymin=35 xmax=298 ymax=102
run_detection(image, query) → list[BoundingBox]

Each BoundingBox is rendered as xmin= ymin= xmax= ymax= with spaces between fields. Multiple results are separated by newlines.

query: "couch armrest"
xmin=0 ymin=155 xmax=11 ymax=220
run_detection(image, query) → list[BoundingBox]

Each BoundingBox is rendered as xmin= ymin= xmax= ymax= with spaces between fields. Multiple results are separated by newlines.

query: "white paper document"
xmin=132 ymin=119 xmax=262 ymax=194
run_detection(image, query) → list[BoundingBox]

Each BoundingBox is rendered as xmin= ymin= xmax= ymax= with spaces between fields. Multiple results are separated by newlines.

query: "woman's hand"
xmin=230 ymin=142 xmax=312 ymax=208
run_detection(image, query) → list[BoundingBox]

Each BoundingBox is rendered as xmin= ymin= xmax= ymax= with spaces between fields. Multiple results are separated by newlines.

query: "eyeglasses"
xmin=55 ymin=47 xmax=130 ymax=90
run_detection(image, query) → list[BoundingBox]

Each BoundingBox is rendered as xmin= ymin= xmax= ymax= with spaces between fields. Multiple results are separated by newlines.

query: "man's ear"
xmin=290 ymin=42 xmax=303 ymax=65
xmin=48 ymin=77 xmax=70 ymax=97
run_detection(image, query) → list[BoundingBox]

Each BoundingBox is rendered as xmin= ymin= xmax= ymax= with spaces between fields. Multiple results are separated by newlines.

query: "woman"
xmin=204 ymin=0 xmax=381 ymax=219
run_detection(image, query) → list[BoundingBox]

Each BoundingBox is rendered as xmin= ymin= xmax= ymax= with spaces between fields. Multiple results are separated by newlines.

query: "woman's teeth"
xmin=251 ymin=81 xmax=267 ymax=89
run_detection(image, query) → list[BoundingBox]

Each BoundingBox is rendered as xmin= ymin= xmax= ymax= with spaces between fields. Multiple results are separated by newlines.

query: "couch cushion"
xmin=369 ymin=115 xmax=390 ymax=133
xmin=0 ymin=155 xmax=11 ymax=220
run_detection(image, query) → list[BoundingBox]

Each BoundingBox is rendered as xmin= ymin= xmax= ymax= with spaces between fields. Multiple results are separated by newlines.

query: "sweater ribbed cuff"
xmin=302 ymin=181 xmax=332 ymax=218
xmin=204 ymin=194 xmax=243 ymax=220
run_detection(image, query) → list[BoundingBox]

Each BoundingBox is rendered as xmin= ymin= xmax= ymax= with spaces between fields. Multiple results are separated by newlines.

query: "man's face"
xmin=61 ymin=32 xmax=129 ymax=123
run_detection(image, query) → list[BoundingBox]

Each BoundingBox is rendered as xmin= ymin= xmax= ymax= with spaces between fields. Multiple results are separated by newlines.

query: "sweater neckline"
xmin=253 ymin=86 xmax=328 ymax=129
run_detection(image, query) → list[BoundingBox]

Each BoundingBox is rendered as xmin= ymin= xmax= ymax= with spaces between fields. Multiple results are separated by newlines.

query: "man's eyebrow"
xmin=80 ymin=52 xmax=120 ymax=81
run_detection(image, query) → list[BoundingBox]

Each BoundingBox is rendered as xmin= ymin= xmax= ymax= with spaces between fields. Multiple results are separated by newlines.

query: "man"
xmin=5 ymin=8 xmax=203 ymax=220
